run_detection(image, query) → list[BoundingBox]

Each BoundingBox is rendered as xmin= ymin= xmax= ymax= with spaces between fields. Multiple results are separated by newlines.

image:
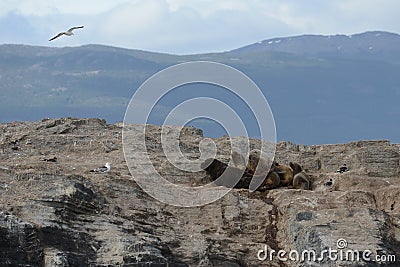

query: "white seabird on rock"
xmin=90 ymin=162 xmax=110 ymax=173
xmin=49 ymin=26 xmax=84 ymax=41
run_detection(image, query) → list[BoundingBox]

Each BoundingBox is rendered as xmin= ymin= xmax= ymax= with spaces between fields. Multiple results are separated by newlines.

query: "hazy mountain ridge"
xmin=230 ymin=31 xmax=400 ymax=62
xmin=0 ymin=31 xmax=399 ymax=144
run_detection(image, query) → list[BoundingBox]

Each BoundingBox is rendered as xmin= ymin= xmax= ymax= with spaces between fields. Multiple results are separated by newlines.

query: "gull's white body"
xmin=90 ymin=162 xmax=111 ymax=173
xmin=49 ymin=26 xmax=84 ymax=41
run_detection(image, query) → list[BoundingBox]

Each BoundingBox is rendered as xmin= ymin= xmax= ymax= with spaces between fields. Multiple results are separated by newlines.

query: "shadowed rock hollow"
xmin=0 ymin=118 xmax=399 ymax=266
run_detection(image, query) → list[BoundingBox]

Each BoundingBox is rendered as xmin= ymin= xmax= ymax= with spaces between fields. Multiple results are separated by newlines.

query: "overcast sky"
xmin=1 ymin=0 xmax=399 ymax=54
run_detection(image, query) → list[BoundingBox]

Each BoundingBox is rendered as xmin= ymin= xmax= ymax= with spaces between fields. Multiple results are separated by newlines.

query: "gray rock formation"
xmin=0 ymin=118 xmax=399 ymax=266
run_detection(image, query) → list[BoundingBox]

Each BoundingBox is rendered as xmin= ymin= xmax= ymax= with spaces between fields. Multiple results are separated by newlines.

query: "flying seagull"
xmin=49 ymin=26 xmax=84 ymax=41
xmin=90 ymin=162 xmax=111 ymax=173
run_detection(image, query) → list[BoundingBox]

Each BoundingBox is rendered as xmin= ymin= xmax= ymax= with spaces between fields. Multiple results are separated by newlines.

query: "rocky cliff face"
xmin=0 ymin=118 xmax=399 ymax=266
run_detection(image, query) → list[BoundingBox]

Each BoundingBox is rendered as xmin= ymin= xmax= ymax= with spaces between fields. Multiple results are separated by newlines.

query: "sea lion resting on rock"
xmin=289 ymin=162 xmax=311 ymax=190
xmin=231 ymin=149 xmax=280 ymax=190
xmin=235 ymin=149 xmax=294 ymax=187
xmin=201 ymin=158 xmax=253 ymax=189
xmin=270 ymin=162 xmax=294 ymax=187
xmin=202 ymin=150 xmax=280 ymax=191
xmin=201 ymin=157 xmax=280 ymax=191
xmin=202 ymin=150 xmax=309 ymax=191
xmin=246 ymin=149 xmax=272 ymax=176
xmin=257 ymin=170 xmax=281 ymax=191
xmin=231 ymin=149 xmax=272 ymax=175
xmin=245 ymin=149 xmax=280 ymax=190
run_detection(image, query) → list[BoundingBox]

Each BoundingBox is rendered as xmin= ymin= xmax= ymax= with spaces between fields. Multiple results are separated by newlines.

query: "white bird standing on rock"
xmin=90 ymin=162 xmax=110 ymax=173
xmin=49 ymin=26 xmax=84 ymax=41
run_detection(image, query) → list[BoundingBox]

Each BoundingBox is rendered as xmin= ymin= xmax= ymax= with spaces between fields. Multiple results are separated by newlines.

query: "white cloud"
xmin=0 ymin=0 xmax=128 ymax=16
xmin=100 ymin=1 xmax=167 ymax=36
xmin=0 ymin=0 xmax=399 ymax=53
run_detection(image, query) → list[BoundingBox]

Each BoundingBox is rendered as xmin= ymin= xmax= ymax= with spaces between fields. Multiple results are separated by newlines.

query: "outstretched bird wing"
xmin=67 ymin=26 xmax=84 ymax=32
xmin=90 ymin=166 xmax=106 ymax=172
xmin=49 ymin=32 xmax=65 ymax=41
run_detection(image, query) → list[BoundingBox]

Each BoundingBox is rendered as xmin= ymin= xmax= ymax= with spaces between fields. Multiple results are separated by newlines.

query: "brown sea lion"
xmin=289 ymin=162 xmax=311 ymax=190
xmin=246 ymin=149 xmax=272 ymax=176
xmin=201 ymin=157 xmax=280 ymax=191
xmin=271 ymin=162 xmax=294 ymax=186
xmin=257 ymin=170 xmax=281 ymax=191
xmin=201 ymin=158 xmax=253 ymax=189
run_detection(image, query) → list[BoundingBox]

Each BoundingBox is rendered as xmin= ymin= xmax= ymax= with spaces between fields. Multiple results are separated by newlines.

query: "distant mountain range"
xmin=1 ymin=31 xmax=399 ymax=144
xmin=232 ymin=31 xmax=400 ymax=62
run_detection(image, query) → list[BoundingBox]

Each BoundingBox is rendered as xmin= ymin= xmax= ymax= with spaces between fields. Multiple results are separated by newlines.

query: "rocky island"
xmin=0 ymin=118 xmax=399 ymax=266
